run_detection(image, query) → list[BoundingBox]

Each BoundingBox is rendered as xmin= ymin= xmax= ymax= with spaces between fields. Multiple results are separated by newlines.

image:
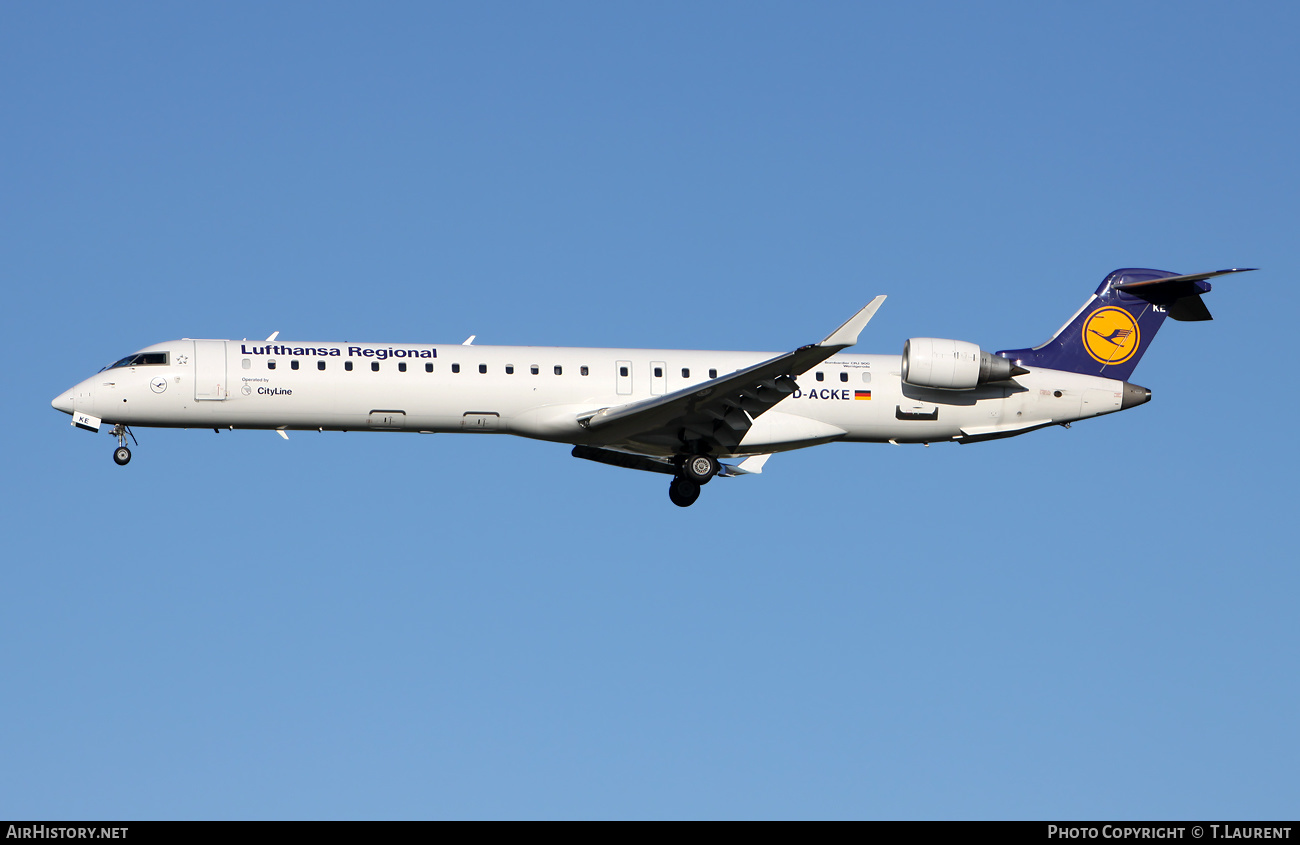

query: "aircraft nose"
xmin=52 ymin=390 xmax=75 ymax=414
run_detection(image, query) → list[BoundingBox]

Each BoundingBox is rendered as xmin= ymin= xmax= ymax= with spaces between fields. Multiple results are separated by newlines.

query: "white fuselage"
xmin=53 ymin=338 xmax=1132 ymax=457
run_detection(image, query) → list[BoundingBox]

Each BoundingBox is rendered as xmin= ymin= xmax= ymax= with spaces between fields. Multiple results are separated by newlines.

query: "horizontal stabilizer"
xmin=1113 ymin=268 xmax=1255 ymax=322
xmin=1167 ymin=295 xmax=1213 ymax=322
xmin=1112 ymin=268 xmax=1256 ymax=292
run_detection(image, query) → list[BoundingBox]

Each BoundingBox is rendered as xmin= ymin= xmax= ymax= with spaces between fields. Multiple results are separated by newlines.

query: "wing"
xmin=577 ymin=296 xmax=886 ymax=454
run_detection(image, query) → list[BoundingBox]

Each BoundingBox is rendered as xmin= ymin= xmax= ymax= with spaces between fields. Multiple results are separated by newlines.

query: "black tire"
xmin=113 ymin=446 xmax=132 ymax=466
xmin=682 ymin=454 xmax=719 ymax=485
xmin=668 ymin=477 xmax=701 ymax=508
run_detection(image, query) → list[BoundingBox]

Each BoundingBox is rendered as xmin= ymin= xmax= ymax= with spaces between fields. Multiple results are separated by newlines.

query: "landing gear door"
xmin=194 ymin=340 xmax=227 ymax=400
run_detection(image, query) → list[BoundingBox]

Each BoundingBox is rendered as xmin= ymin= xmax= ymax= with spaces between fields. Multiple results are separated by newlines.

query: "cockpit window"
xmin=105 ymin=352 xmax=169 ymax=370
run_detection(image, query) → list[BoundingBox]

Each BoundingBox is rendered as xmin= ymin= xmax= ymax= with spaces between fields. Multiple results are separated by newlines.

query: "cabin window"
xmin=580 ymin=366 xmax=589 ymax=376
xmin=840 ymin=372 xmax=848 ymax=382
xmin=506 ymin=365 xmax=514 ymax=374
xmin=862 ymin=372 xmax=871 ymax=383
xmin=531 ymin=365 xmax=539 ymax=375
xmin=318 ymin=360 xmax=326 ymax=371
xmin=398 ymin=362 xmax=407 ymax=372
xmin=479 ymin=364 xmax=487 ymax=374
xmin=815 ymin=371 xmax=824 ymax=382
xmin=619 ymin=366 xmax=629 ymax=377
xmin=345 ymin=361 xmax=353 ymax=371
xmin=268 ymin=360 xmax=276 ymax=370
xmin=709 ymin=368 xmax=717 ymax=379
xmin=242 ymin=359 xmax=251 ymax=369
xmin=371 ymin=362 xmax=380 ymax=372
xmin=554 ymin=365 xmax=563 ymax=375
xmin=682 ymin=368 xmax=690 ymax=379
xmin=291 ymin=360 xmax=300 ymax=370
xmin=452 ymin=364 xmax=460 ymax=373
xmin=425 ymin=363 xmax=434 ymax=373
xmin=653 ymin=367 xmax=663 ymax=378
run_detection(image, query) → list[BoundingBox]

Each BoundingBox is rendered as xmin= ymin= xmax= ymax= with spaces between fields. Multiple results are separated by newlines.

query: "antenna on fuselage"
xmin=266 ymin=331 xmax=279 ymax=341
xmin=462 ymin=335 xmax=475 ymax=345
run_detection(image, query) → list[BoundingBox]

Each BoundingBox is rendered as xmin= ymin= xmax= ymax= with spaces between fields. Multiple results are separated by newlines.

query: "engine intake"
xmin=902 ymin=338 xmax=1025 ymax=390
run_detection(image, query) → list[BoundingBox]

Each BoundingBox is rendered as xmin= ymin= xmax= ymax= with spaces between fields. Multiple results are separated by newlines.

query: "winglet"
xmin=818 ymin=296 xmax=887 ymax=348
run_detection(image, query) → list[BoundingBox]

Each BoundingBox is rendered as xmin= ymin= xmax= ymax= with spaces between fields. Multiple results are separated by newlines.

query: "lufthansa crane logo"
xmin=1082 ymin=307 xmax=1140 ymax=365
xmin=149 ymin=376 xmax=168 ymax=394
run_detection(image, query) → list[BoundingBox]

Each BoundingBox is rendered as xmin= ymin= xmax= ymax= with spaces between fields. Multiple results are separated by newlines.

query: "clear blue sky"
xmin=3 ymin=1 xmax=1297 ymax=820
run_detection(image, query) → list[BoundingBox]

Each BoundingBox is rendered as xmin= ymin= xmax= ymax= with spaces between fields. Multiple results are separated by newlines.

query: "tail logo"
xmin=1082 ymin=307 xmax=1141 ymax=365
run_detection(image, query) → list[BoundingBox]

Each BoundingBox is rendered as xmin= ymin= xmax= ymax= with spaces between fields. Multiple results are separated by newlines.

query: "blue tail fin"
xmin=996 ymin=267 xmax=1253 ymax=381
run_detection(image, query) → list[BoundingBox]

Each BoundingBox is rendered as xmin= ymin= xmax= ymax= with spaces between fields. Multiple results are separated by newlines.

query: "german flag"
xmin=854 ymin=390 xmax=872 ymax=400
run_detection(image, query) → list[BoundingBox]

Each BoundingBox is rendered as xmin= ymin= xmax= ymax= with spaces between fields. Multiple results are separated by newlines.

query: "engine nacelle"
xmin=902 ymin=337 xmax=1021 ymax=390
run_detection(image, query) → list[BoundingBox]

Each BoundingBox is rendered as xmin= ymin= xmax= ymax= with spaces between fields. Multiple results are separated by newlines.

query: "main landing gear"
xmin=668 ymin=454 xmax=720 ymax=507
xmin=110 ymin=424 xmax=137 ymax=466
xmin=669 ymin=477 xmax=700 ymax=507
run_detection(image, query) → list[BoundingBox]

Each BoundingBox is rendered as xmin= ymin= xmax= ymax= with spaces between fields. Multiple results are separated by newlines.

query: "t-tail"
xmin=996 ymin=267 xmax=1255 ymax=381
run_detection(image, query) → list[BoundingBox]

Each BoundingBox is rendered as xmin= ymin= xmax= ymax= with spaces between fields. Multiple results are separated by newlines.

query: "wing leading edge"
xmin=577 ymin=296 xmax=886 ymax=455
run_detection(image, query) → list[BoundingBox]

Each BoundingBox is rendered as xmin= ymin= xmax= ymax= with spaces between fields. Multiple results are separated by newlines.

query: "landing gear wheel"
xmin=682 ymin=454 xmax=719 ymax=485
xmin=669 ymin=476 xmax=701 ymax=508
xmin=109 ymin=423 xmax=137 ymax=465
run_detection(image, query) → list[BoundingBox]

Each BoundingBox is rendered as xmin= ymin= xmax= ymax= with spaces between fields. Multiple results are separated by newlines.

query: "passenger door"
xmin=193 ymin=340 xmax=227 ymax=400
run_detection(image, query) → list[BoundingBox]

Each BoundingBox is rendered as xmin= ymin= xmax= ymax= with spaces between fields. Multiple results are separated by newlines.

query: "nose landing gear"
xmin=110 ymin=424 xmax=137 ymax=466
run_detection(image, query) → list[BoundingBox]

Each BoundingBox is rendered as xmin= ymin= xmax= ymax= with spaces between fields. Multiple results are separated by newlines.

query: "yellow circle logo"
xmin=1082 ymin=307 xmax=1140 ymax=365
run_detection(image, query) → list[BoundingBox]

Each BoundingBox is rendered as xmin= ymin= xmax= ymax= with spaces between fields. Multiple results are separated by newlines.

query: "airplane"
xmin=51 ymin=267 xmax=1251 ymax=507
